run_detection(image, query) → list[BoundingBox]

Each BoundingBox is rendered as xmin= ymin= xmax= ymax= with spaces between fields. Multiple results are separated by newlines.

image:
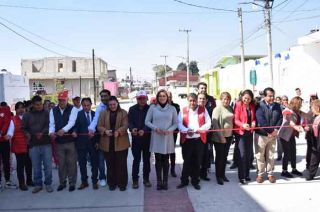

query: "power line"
xmin=273 ymin=0 xmax=310 ymax=24
xmin=0 ymin=20 xmax=66 ymax=56
xmin=272 ymin=0 xmax=291 ymax=9
xmin=0 ymin=16 xmax=88 ymax=55
xmin=172 ymin=0 xmax=237 ymax=12
xmin=273 ymin=14 xmax=320 ymax=23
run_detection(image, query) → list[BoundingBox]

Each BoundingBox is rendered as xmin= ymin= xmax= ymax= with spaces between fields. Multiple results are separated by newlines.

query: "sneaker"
xmin=5 ymin=181 xmax=16 ymax=189
xmin=45 ymin=185 xmax=54 ymax=193
xmin=99 ymin=179 xmax=107 ymax=187
xmin=292 ymin=169 xmax=303 ymax=176
xmin=32 ymin=186 xmax=42 ymax=193
xmin=281 ymin=170 xmax=293 ymax=178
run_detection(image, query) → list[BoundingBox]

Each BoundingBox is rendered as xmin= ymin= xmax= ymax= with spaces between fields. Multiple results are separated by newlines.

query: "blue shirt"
xmin=88 ymin=102 xmax=107 ymax=132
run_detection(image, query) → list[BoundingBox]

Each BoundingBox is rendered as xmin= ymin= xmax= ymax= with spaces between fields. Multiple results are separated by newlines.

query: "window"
xmin=32 ymin=60 xmax=43 ymax=73
xmin=32 ymin=81 xmax=45 ymax=92
xmin=58 ymin=62 xmax=64 ymax=72
xmin=72 ymin=60 xmax=76 ymax=72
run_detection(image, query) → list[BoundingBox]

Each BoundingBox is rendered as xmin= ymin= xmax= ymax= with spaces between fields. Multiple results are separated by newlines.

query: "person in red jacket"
xmin=0 ymin=104 xmax=13 ymax=188
xmin=234 ymin=89 xmax=256 ymax=185
xmin=6 ymin=102 xmax=33 ymax=191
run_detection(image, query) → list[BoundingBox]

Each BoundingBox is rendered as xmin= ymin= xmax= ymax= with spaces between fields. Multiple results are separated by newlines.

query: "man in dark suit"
xmin=72 ymin=97 xmax=99 ymax=190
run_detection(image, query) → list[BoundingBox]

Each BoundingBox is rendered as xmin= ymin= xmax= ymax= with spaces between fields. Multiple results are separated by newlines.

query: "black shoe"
xmin=306 ymin=176 xmax=314 ymax=181
xmin=250 ymin=164 xmax=255 ymax=170
xmin=292 ymin=169 xmax=303 ymax=176
xmin=132 ymin=181 xmax=139 ymax=189
xmin=245 ymin=177 xmax=251 ymax=182
xmin=162 ymin=181 xmax=168 ymax=190
xmin=143 ymin=180 xmax=152 ymax=187
xmin=281 ymin=170 xmax=293 ymax=178
xmin=226 ymin=160 xmax=231 ymax=165
xmin=109 ymin=185 xmax=116 ymax=191
xmin=192 ymin=184 xmax=201 ymax=190
xmin=57 ymin=184 xmax=66 ymax=191
xmin=177 ymin=182 xmax=188 ymax=189
xmin=171 ymin=170 xmax=177 ymax=178
xmin=230 ymin=163 xmax=238 ymax=169
xmin=157 ymin=181 xmax=163 ymax=190
xmin=222 ymin=176 xmax=230 ymax=182
xmin=239 ymin=179 xmax=247 ymax=185
xmin=217 ymin=178 xmax=224 ymax=185
xmin=19 ymin=184 xmax=28 ymax=191
xmin=200 ymin=176 xmax=210 ymax=181
xmin=69 ymin=185 xmax=75 ymax=192
xmin=119 ymin=186 xmax=126 ymax=191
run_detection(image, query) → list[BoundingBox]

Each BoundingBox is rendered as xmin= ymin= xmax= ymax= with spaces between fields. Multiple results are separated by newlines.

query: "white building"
xmin=21 ymin=57 xmax=108 ymax=99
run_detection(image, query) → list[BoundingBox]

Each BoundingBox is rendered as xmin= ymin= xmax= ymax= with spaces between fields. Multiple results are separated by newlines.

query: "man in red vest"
xmin=177 ymin=93 xmax=211 ymax=190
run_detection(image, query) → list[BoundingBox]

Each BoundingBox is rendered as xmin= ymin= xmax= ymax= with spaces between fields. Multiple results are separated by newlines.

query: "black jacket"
xmin=128 ymin=104 xmax=151 ymax=143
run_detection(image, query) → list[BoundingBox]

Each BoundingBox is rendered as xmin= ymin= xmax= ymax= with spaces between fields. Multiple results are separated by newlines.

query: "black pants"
xmin=238 ymin=132 xmax=253 ymax=180
xmin=281 ymin=136 xmax=296 ymax=171
xmin=155 ymin=153 xmax=169 ymax=182
xmin=309 ymin=150 xmax=320 ymax=177
xmin=181 ymin=138 xmax=204 ymax=185
xmin=306 ymin=132 xmax=313 ymax=169
xmin=200 ymin=142 xmax=210 ymax=178
xmin=0 ymin=142 xmax=10 ymax=182
xmin=232 ymin=135 xmax=240 ymax=165
xmin=104 ymin=149 xmax=128 ymax=188
xmin=15 ymin=152 xmax=32 ymax=185
xmin=77 ymin=142 xmax=99 ymax=184
xmin=170 ymin=132 xmax=178 ymax=172
xmin=214 ymin=137 xmax=232 ymax=179
xmin=131 ymin=140 xmax=151 ymax=181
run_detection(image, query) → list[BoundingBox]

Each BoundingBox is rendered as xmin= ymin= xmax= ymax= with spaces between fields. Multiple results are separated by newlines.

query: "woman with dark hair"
xmin=145 ymin=89 xmax=178 ymax=190
xmin=278 ymin=96 xmax=307 ymax=178
xmin=97 ymin=96 xmax=130 ymax=191
xmin=234 ymin=89 xmax=256 ymax=185
xmin=6 ymin=102 xmax=33 ymax=190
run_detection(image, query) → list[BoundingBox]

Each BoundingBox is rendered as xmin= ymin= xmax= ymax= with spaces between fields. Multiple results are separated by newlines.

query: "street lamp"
xmin=179 ymin=29 xmax=191 ymax=95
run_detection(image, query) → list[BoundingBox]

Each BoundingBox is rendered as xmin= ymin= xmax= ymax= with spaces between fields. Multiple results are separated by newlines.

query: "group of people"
xmin=0 ymin=83 xmax=320 ymax=194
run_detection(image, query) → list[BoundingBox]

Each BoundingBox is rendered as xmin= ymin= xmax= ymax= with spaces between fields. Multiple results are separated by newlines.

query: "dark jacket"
xmin=22 ymin=109 xmax=50 ymax=147
xmin=53 ymin=104 xmax=74 ymax=144
xmin=206 ymin=94 xmax=216 ymax=118
xmin=255 ymin=100 xmax=283 ymax=136
xmin=73 ymin=110 xmax=98 ymax=149
xmin=128 ymin=104 xmax=151 ymax=143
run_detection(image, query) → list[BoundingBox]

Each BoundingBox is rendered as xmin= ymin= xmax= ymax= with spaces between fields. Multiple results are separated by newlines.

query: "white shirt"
xmin=74 ymin=105 xmax=83 ymax=112
xmin=6 ymin=115 xmax=23 ymax=138
xmin=178 ymin=106 xmax=212 ymax=139
xmin=49 ymin=106 xmax=78 ymax=134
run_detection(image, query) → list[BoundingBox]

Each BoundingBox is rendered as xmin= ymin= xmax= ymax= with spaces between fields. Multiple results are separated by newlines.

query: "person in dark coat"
xmin=72 ymin=97 xmax=99 ymax=190
xmin=128 ymin=91 xmax=152 ymax=189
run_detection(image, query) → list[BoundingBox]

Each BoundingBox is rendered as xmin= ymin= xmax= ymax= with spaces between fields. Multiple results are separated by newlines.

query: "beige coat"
xmin=97 ymin=109 xmax=130 ymax=152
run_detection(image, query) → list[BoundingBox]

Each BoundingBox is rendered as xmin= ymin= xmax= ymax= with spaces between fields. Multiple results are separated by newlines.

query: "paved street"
xmin=0 ymin=101 xmax=320 ymax=212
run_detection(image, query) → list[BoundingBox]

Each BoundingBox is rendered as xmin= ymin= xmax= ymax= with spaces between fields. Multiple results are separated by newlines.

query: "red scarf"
xmin=180 ymin=106 xmax=206 ymax=144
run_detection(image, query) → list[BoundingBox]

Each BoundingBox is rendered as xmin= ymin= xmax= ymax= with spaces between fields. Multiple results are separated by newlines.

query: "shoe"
xmin=5 ymin=181 xmax=16 ymax=189
xmin=132 ymin=181 xmax=139 ymax=189
xmin=177 ymin=182 xmax=188 ymax=189
xmin=109 ymin=185 xmax=116 ymax=191
xmin=26 ymin=181 xmax=35 ymax=187
xmin=292 ymin=169 xmax=303 ymax=176
xmin=226 ymin=160 xmax=231 ymax=165
xmin=99 ymin=179 xmax=107 ymax=187
xmin=69 ymin=185 xmax=75 ymax=192
xmin=222 ymin=176 xmax=230 ymax=182
xmin=230 ymin=163 xmax=238 ymax=169
xmin=93 ymin=183 xmax=99 ymax=190
xmin=162 ymin=181 xmax=168 ymax=190
xmin=200 ymin=176 xmax=211 ymax=181
xmin=119 ymin=186 xmax=126 ymax=191
xmin=192 ymin=184 xmax=201 ymax=190
xmin=256 ymin=176 xmax=264 ymax=183
xmin=276 ymin=157 xmax=282 ymax=161
xmin=268 ymin=175 xmax=276 ymax=183
xmin=239 ymin=179 xmax=247 ymax=185
xmin=19 ymin=184 xmax=28 ymax=191
xmin=143 ymin=180 xmax=152 ymax=187
xmin=250 ymin=164 xmax=256 ymax=170
xmin=57 ymin=184 xmax=66 ymax=191
xmin=245 ymin=177 xmax=251 ymax=182
xmin=171 ymin=170 xmax=177 ymax=178
xmin=78 ymin=183 xmax=89 ymax=190
xmin=217 ymin=178 xmax=224 ymax=185
xmin=281 ymin=170 xmax=293 ymax=178
xmin=157 ymin=181 xmax=163 ymax=190
xmin=45 ymin=185 xmax=54 ymax=193
xmin=306 ymin=176 xmax=314 ymax=181
xmin=32 ymin=186 xmax=42 ymax=193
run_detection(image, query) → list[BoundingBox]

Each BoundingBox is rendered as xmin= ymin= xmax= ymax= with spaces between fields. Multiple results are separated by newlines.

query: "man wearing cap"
xmin=49 ymin=90 xmax=78 ymax=192
xmin=88 ymin=89 xmax=111 ymax=187
xmin=128 ymin=90 xmax=151 ymax=189
xmin=72 ymin=95 xmax=83 ymax=112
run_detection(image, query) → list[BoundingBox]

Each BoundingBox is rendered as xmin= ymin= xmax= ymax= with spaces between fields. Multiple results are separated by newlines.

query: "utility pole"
xmin=92 ymin=49 xmax=96 ymax=105
xmin=151 ymin=64 xmax=158 ymax=95
xmin=264 ymin=0 xmax=274 ymax=87
xmin=129 ymin=67 xmax=133 ymax=91
xmin=179 ymin=29 xmax=191 ymax=94
xmin=238 ymin=8 xmax=246 ymax=90
xmin=79 ymin=75 xmax=82 ymax=97
xmin=160 ymin=55 xmax=168 ymax=89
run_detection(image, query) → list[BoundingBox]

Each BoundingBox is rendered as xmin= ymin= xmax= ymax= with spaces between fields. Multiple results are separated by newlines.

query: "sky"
xmin=0 ymin=0 xmax=319 ymax=81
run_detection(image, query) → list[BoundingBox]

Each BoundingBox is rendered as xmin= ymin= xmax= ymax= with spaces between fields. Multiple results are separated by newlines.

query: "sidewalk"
xmin=0 ymin=134 xmax=319 ymax=212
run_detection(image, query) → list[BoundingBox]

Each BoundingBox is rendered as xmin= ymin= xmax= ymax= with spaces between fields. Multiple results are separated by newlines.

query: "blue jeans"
xmin=29 ymin=144 xmax=52 ymax=186
xmin=98 ymin=150 xmax=106 ymax=180
xmin=238 ymin=132 xmax=253 ymax=180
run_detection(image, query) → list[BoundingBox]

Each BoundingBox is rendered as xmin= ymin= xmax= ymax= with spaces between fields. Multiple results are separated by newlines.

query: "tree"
xmin=153 ymin=64 xmax=173 ymax=77
xmin=189 ymin=60 xmax=199 ymax=75
xmin=177 ymin=62 xmax=187 ymax=71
